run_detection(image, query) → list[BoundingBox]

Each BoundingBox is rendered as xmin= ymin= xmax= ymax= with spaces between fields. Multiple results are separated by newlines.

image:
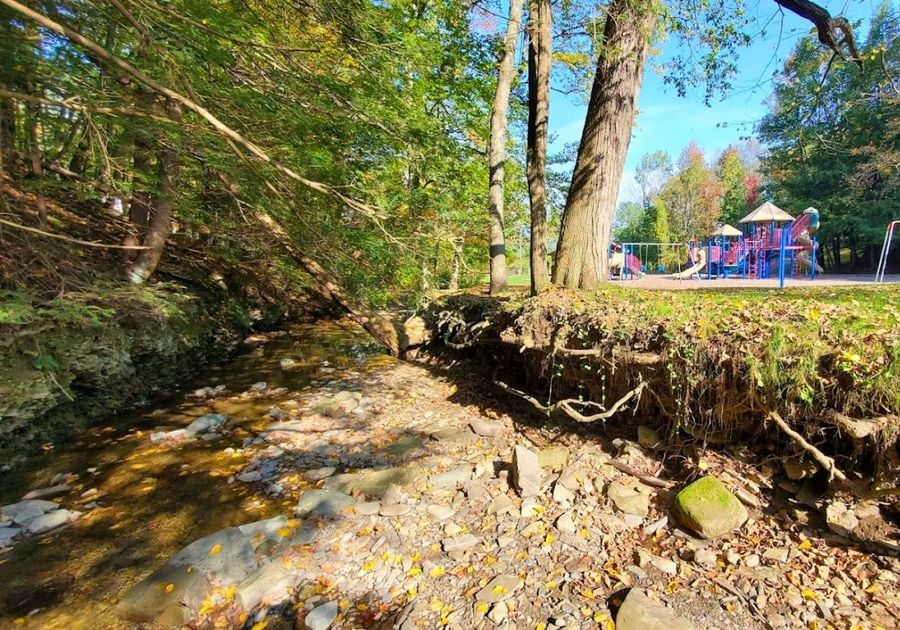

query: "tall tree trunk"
xmin=128 ymin=98 xmax=180 ymax=284
xmin=552 ymin=1 xmax=654 ymax=288
xmin=67 ymin=121 xmax=90 ymax=174
xmin=449 ymin=238 xmax=462 ymax=291
xmin=527 ymin=0 xmax=551 ymax=295
xmin=26 ymin=94 xmax=46 ymax=225
xmin=0 ymin=91 xmax=15 ymax=176
xmin=487 ymin=0 xmax=523 ymax=295
xmin=128 ymin=88 xmax=155 ymax=234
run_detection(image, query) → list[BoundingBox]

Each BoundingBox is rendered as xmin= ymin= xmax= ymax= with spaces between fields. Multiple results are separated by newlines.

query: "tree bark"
xmin=127 ymin=88 xmax=156 ymax=239
xmin=553 ymin=1 xmax=653 ymax=288
xmin=449 ymin=238 xmax=462 ymax=290
xmin=0 ymin=91 xmax=15 ymax=176
xmin=26 ymin=91 xmax=46 ymax=226
xmin=128 ymin=98 xmax=181 ymax=284
xmin=487 ymin=0 xmax=523 ymax=295
xmin=527 ymin=0 xmax=551 ymax=295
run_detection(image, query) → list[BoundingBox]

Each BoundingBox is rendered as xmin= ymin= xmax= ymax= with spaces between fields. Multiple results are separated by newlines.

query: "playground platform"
xmin=612 ymin=274 xmax=900 ymax=290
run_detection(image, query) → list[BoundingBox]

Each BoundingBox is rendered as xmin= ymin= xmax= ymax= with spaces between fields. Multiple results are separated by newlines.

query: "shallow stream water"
xmin=0 ymin=320 xmax=386 ymax=629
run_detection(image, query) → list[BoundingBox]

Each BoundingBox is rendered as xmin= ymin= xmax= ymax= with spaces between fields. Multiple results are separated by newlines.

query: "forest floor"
xmin=2 ymin=320 xmax=897 ymax=629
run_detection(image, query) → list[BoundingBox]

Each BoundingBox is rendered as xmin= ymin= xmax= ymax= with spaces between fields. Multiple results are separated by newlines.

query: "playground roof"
xmin=711 ymin=224 xmax=743 ymax=237
xmin=739 ymin=201 xmax=795 ymax=224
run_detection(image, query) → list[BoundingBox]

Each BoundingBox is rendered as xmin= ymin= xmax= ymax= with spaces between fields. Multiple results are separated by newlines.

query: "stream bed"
xmin=0 ymin=320 xmax=386 ymax=628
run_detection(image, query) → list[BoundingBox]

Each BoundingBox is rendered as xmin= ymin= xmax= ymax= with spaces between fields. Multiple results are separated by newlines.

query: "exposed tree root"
xmin=767 ymin=411 xmax=848 ymax=483
xmin=494 ymin=378 xmax=646 ymax=424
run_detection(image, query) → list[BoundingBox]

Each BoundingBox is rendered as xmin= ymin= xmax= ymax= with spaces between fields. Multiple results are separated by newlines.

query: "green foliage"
xmin=758 ymin=3 xmax=900 ymax=264
xmin=716 ymin=147 xmax=748 ymax=226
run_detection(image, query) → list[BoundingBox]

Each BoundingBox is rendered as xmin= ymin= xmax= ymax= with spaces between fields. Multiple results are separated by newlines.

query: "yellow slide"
xmin=672 ymin=248 xmax=707 ymax=279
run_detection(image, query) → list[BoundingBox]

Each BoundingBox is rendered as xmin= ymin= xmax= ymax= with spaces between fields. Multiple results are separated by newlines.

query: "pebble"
xmin=305 ymin=601 xmax=338 ymax=630
xmin=379 ymin=504 xmax=411 ymax=517
xmin=763 ymin=547 xmax=790 ymax=563
xmin=694 ymin=548 xmax=717 ymax=567
xmin=556 ymin=512 xmax=576 ymax=534
xmin=442 ymin=534 xmax=478 ymax=552
xmin=426 ymin=505 xmax=454 ymax=521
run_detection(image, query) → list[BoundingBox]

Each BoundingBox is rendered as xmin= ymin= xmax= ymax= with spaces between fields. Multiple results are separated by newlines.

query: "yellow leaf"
xmin=430 ymin=567 xmax=445 ymax=577
xmin=362 ymin=560 xmax=376 ymax=572
xmin=801 ymin=589 xmax=818 ymax=601
xmin=476 ymin=603 xmax=489 ymax=614
xmin=593 ymin=611 xmax=608 ymax=623
xmin=209 ymin=543 xmax=222 ymax=556
xmin=276 ymin=527 xmax=293 ymax=537
xmin=407 ymin=567 xmax=422 ymax=576
xmin=798 ymin=539 xmax=812 ymax=551
xmin=536 ymin=624 xmax=547 ymax=630
xmin=429 ymin=599 xmax=444 ymax=612
xmin=164 ymin=583 xmax=175 ymax=593
xmin=580 ymin=588 xmax=595 ymax=600
xmin=865 ymin=583 xmax=880 ymax=593
xmin=543 ymin=533 xmax=555 ymax=546
xmin=491 ymin=584 xmax=509 ymax=596
xmin=250 ymin=622 xmax=268 ymax=630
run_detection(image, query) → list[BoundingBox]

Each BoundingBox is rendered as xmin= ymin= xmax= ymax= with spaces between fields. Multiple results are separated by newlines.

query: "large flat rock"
xmin=616 ymin=588 xmax=695 ymax=630
xmin=322 ymin=466 xmax=422 ymax=498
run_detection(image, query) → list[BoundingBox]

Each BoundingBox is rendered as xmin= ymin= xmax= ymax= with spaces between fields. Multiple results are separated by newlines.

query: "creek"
xmin=0 ymin=320 xmax=386 ymax=628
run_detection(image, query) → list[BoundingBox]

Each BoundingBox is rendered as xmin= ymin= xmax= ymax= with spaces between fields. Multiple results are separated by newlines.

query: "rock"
xmin=237 ymin=561 xmax=294 ymax=610
xmin=249 ymin=381 xmax=268 ymax=391
xmin=185 ymin=413 xmax=228 ymax=436
xmin=22 ymin=484 xmax=70 ymax=500
xmin=674 ymin=476 xmax=748 ymax=538
xmin=744 ymin=554 xmax=760 ymax=568
xmin=431 ymin=467 xmax=472 ymax=486
xmin=381 ymin=483 xmax=405 ymax=505
xmin=279 ymin=358 xmax=297 ymax=368
xmin=306 ymin=601 xmax=338 ymax=630
xmin=762 ymin=547 xmax=789 ymax=563
xmin=520 ymin=497 xmax=541 ymax=518
xmin=650 ymin=557 xmax=678 ymax=575
xmin=637 ymin=425 xmax=661 ymax=449
xmin=693 ymin=548 xmax=716 ymax=567
xmin=511 ymin=445 xmax=542 ymax=497
xmin=318 ymin=391 xmax=360 ymax=417
xmin=537 ymin=446 xmax=569 ymax=472
xmin=556 ymin=512 xmax=576 ymax=534
xmin=486 ymin=495 xmax=514 ymax=516
xmin=379 ymin=504 xmax=411 ymax=517
xmin=304 ymin=467 xmax=337 ymax=482
xmin=237 ymin=471 xmax=263 ymax=483
xmin=469 ymin=419 xmax=501 ymax=438
xmin=267 ymin=406 xmax=289 ymax=420
xmin=402 ymin=315 xmax=428 ymax=348
xmin=616 ymin=588 xmax=695 ymax=630
xmin=607 ymin=478 xmax=650 ymax=518
xmin=488 ymin=602 xmax=509 ymax=625
xmin=323 ymin=467 xmax=422 ymax=498
xmin=117 ymin=527 xmax=257 ymax=625
xmin=427 ymin=505 xmax=454 ymax=521
xmin=355 ymin=501 xmax=380 ymax=516
xmin=552 ymin=482 xmax=575 ymax=505
xmin=238 ymin=516 xmax=289 ymax=548
xmin=643 ymin=516 xmax=668 ymax=537
xmin=825 ymin=501 xmax=858 ymax=537
xmin=23 ymin=508 xmax=80 ymax=534
xmin=475 ymin=574 xmax=523 ymax=603
xmin=783 ymin=458 xmax=817 ymax=481
xmin=1 ymin=499 xmax=59 ymax=525
xmin=442 ymin=534 xmax=478 ymax=552
xmin=0 ymin=527 xmax=20 ymax=546
xmin=295 ymin=489 xmax=356 ymax=517
xmin=429 ymin=427 xmax=476 ymax=444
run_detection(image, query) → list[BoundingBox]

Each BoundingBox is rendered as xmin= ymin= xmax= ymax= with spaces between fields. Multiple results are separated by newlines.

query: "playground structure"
xmin=611 ymin=202 xmax=825 ymax=287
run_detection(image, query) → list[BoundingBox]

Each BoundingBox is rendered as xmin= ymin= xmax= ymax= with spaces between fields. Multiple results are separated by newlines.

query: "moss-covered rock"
xmin=674 ymin=476 xmax=748 ymax=538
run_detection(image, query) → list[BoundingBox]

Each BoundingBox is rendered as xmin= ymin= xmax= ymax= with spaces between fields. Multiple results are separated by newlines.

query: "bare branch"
xmin=766 ymin=411 xmax=848 ymax=482
xmin=773 ymin=0 xmax=863 ymax=68
xmin=495 ymin=378 xmax=646 ymax=423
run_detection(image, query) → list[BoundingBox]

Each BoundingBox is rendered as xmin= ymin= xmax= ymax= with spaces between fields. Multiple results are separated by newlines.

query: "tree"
xmin=527 ymin=0 xmax=552 ymax=294
xmin=551 ymin=0 xmax=862 ymax=287
xmin=552 ymin=0 xmax=655 ymax=289
xmin=660 ymin=143 xmax=722 ymax=241
xmin=759 ymin=1 xmax=898 ymax=270
xmin=487 ymin=0 xmax=523 ymax=295
xmin=717 ymin=147 xmax=748 ymax=225
xmin=634 ymin=150 xmax=673 ymax=209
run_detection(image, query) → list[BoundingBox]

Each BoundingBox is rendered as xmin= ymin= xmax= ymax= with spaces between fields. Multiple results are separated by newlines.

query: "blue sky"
xmin=544 ymin=0 xmax=877 ymax=205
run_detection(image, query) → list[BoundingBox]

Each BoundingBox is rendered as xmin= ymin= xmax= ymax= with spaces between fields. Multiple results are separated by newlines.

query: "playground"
xmin=610 ymin=202 xmax=899 ymax=289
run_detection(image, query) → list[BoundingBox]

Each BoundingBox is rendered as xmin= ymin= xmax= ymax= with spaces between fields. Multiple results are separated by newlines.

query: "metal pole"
xmin=811 ymin=238 xmax=818 ymax=280
xmin=778 ymin=228 xmax=787 ymax=288
xmin=876 ymin=221 xmax=899 ymax=283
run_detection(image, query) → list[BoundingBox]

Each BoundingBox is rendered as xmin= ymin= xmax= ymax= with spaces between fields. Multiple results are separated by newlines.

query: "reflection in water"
xmin=0 ymin=320 xmax=385 ymax=629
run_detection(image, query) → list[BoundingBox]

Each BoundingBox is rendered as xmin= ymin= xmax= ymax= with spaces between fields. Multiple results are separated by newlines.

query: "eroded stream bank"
xmin=1 ymin=317 xmax=898 ymax=630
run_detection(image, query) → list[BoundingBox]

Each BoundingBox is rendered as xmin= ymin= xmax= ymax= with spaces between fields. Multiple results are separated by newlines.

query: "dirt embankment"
xmin=0 ymin=182 xmax=330 ymax=463
xmin=414 ymin=288 xmax=900 ymax=492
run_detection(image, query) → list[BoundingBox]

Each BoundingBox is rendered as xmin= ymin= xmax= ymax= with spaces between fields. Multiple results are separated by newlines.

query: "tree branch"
xmin=773 ymin=0 xmax=863 ymax=68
